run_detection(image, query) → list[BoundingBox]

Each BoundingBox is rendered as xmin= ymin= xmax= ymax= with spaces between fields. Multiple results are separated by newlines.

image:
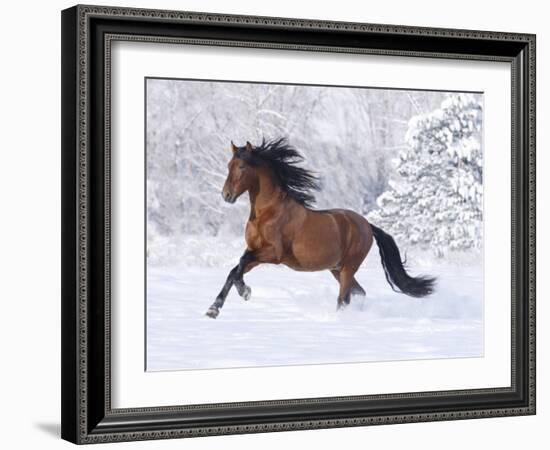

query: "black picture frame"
xmin=61 ymin=4 xmax=536 ymax=444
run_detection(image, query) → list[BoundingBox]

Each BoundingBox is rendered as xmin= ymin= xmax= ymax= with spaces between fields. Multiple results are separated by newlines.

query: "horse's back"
xmin=313 ymin=208 xmax=371 ymax=235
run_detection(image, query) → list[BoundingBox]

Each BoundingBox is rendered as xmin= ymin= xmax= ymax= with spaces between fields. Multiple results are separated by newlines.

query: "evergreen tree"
xmin=368 ymin=93 xmax=483 ymax=256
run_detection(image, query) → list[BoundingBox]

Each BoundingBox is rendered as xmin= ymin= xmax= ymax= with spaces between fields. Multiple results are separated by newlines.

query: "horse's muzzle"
xmin=222 ymin=190 xmax=237 ymax=203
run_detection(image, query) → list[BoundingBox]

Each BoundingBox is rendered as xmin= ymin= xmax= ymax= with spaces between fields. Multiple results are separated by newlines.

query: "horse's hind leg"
xmin=335 ymin=266 xmax=357 ymax=309
xmin=331 ymin=270 xmax=365 ymax=303
xmin=350 ymin=279 xmax=366 ymax=297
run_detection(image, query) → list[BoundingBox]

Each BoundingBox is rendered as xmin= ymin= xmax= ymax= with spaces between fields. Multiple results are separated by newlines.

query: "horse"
xmin=206 ymin=138 xmax=435 ymax=319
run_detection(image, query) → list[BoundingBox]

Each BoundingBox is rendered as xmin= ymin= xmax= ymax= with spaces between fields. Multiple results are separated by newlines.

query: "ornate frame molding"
xmin=61 ymin=4 xmax=536 ymax=444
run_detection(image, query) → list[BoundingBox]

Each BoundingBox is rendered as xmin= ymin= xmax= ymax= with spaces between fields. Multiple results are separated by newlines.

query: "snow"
xmin=146 ymin=248 xmax=483 ymax=371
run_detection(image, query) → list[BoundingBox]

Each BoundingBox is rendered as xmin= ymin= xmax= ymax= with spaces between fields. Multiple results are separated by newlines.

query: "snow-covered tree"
xmin=368 ymin=93 xmax=483 ymax=256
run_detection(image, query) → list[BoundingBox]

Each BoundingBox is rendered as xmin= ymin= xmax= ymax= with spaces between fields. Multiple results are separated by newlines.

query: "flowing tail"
xmin=370 ymin=224 xmax=436 ymax=297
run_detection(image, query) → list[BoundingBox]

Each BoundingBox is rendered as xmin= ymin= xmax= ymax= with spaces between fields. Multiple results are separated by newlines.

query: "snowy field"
xmin=146 ymin=246 xmax=483 ymax=371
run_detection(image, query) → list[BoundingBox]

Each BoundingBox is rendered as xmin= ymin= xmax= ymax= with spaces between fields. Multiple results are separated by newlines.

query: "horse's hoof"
xmin=242 ymin=285 xmax=251 ymax=301
xmin=336 ymin=302 xmax=347 ymax=311
xmin=205 ymin=306 xmax=220 ymax=319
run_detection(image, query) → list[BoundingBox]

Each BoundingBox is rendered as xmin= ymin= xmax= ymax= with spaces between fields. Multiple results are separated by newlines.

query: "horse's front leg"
xmin=205 ymin=265 xmax=239 ymax=318
xmin=233 ymin=267 xmax=254 ymax=301
xmin=235 ymin=244 xmax=281 ymax=299
xmin=206 ymin=250 xmax=255 ymax=318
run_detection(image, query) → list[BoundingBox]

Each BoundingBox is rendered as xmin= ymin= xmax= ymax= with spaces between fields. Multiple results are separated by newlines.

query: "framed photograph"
xmin=61 ymin=4 xmax=536 ymax=444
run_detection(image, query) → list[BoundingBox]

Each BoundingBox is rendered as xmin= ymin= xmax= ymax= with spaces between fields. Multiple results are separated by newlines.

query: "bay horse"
xmin=206 ymin=138 xmax=435 ymax=319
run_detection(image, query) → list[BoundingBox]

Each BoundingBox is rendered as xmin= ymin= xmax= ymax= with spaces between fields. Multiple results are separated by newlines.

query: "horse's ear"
xmin=230 ymin=141 xmax=238 ymax=154
xmin=246 ymin=141 xmax=254 ymax=152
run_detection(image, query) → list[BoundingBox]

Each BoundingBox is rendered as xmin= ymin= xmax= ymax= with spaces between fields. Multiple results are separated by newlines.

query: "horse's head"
xmin=222 ymin=141 xmax=257 ymax=203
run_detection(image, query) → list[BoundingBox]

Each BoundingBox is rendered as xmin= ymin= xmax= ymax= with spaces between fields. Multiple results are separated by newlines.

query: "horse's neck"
xmin=248 ymin=172 xmax=285 ymax=220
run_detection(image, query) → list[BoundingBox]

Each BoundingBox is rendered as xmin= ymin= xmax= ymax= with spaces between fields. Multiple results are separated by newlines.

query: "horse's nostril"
xmin=222 ymin=191 xmax=232 ymax=202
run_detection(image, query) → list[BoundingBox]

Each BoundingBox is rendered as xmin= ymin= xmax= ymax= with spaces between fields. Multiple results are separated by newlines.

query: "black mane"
xmin=234 ymin=138 xmax=320 ymax=207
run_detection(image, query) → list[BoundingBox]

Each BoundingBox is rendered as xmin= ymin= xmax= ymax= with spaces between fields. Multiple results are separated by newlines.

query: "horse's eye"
xmin=239 ymin=165 xmax=245 ymax=169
